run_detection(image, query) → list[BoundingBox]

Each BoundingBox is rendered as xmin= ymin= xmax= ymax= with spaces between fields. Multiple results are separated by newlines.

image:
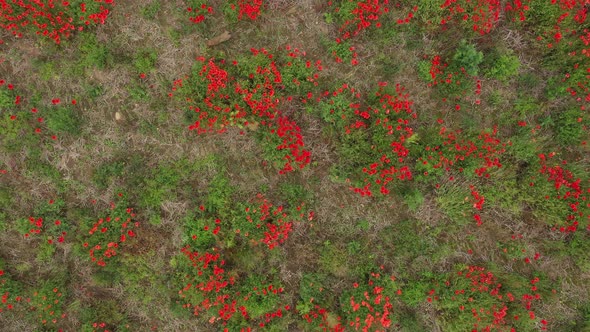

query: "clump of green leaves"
xmin=452 ymin=40 xmax=483 ymax=76
xmin=485 ymin=52 xmax=520 ymax=81
xmin=45 ymin=106 xmax=82 ymax=135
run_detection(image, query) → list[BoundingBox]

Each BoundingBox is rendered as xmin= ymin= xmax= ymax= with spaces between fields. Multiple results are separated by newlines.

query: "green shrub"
xmin=319 ymin=241 xmax=350 ymax=278
xmin=417 ymin=59 xmax=433 ymax=82
xmin=323 ymin=38 xmax=353 ymax=63
xmin=297 ymin=273 xmax=328 ymax=314
xmin=317 ymin=89 xmax=353 ymax=132
xmin=401 ymin=280 xmax=431 ymax=308
xmin=514 ymin=96 xmax=542 ymax=117
xmin=133 ymin=48 xmax=158 ymax=74
xmin=552 ymin=108 xmax=585 ymax=146
xmin=141 ymin=1 xmax=161 ymax=20
xmin=239 ymin=275 xmax=283 ymax=320
xmin=452 ymin=40 xmax=483 ymax=76
xmin=0 ymin=86 xmax=14 ymax=110
xmin=205 ymin=172 xmax=232 ymax=213
xmin=517 ymin=72 xmax=541 ymax=90
xmin=277 ymin=182 xmax=313 ymax=207
xmin=435 ymin=183 xmax=472 ymax=226
xmin=181 ymin=209 xmax=217 ymax=249
xmin=485 ymin=52 xmax=520 ymax=82
xmin=45 ymin=106 xmax=82 ymax=135
xmin=139 ymin=164 xmax=181 ymax=209
xmin=77 ymin=32 xmax=112 ymax=71
xmin=93 ymin=160 xmax=125 ymax=189
xmin=128 ymin=83 xmax=150 ymax=102
xmin=564 ymin=231 xmax=590 ymax=272
xmin=78 ymin=300 xmax=130 ymax=332
xmin=85 ymin=84 xmax=105 ymax=100
xmin=401 ymin=187 xmax=425 ymax=211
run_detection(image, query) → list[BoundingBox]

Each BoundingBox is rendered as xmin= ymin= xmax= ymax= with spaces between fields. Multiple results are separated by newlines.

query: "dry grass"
xmin=1 ymin=1 xmax=590 ymax=331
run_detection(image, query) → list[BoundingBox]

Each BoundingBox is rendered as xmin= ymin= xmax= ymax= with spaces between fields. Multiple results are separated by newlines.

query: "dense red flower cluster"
xmin=84 ymin=202 xmax=139 ymax=267
xmin=233 ymin=0 xmax=264 ymax=20
xmin=183 ymin=0 xmax=265 ymax=24
xmin=242 ymin=193 xmax=295 ymax=249
xmin=175 ymin=47 xmax=319 ymax=173
xmin=178 ymin=248 xmax=286 ymax=326
xmin=302 ymin=271 xmax=399 ymax=331
xmin=0 ymin=0 xmax=115 ymax=44
xmin=341 ymin=83 xmax=417 ymax=196
xmin=186 ymin=2 xmax=214 ymax=23
xmin=177 ymin=195 xmax=300 ymax=327
xmin=328 ymin=0 xmax=401 ymax=65
xmin=178 ymin=245 xmax=236 ymax=317
xmin=536 ymin=0 xmax=590 ymax=110
xmin=537 ymin=153 xmax=590 ymax=232
xmin=432 ymin=265 xmax=545 ymax=331
xmin=331 ymin=0 xmax=392 ymax=40
xmin=0 ymin=269 xmax=66 ymax=328
xmin=419 ymin=125 xmax=508 ymax=179
xmin=272 ymin=116 xmax=311 ymax=174
xmin=1 ymin=79 xmax=78 ymax=141
xmin=440 ymin=0 xmax=529 ymax=35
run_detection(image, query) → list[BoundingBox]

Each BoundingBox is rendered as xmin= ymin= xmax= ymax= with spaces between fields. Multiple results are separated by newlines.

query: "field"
xmin=1 ymin=1 xmax=589 ymax=331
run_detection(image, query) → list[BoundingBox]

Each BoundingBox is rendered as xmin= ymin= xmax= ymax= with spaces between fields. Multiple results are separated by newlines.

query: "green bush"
xmin=277 ymin=182 xmax=313 ymax=207
xmin=0 ymin=87 xmax=14 ymax=110
xmin=77 ymin=32 xmax=112 ymax=71
xmin=239 ymin=274 xmax=283 ymax=320
xmin=297 ymin=273 xmax=328 ymax=314
xmin=205 ymin=172 xmax=233 ymax=213
xmin=45 ymin=106 xmax=82 ymax=135
xmin=141 ymin=1 xmax=161 ymax=20
xmin=552 ymin=108 xmax=585 ymax=146
xmin=401 ymin=187 xmax=425 ymax=211
xmin=128 ymin=83 xmax=151 ymax=102
xmin=514 ymin=96 xmax=542 ymax=117
xmin=317 ymin=89 xmax=353 ymax=132
xmin=139 ymin=164 xmax=181 ymax=209
xmin=452 ymin=40 xmax=483 ymax=77
xmin=93 ymin=160 xmax=125 ymax=189
xmin=417 ymin=59 xmax=433 ymax=82
xmin=485 ymin=52 xmax=520 ymax=82
xmin=435 ymin=183 xmax=472 ymax=226
xmin=78 ymin=300 xmax=130 ymax=332
xmin=133 ymin=48 xmax=158 ymax=74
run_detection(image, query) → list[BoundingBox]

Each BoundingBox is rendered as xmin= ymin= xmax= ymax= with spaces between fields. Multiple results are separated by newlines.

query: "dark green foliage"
xmin=484 ymin=49 xmax=520 ymax=82
xmin=552 ymin=108 xmax=585 ymax=147
xmin=133 ymin=48 xmax=158 ymax=74
xmin=297 ymin=273 xmax=328 ymax=314
xmin=141 ymin=1 xmax=161 ymax=20
xmin=78 ymin=32 xmax=112 ymax=70
xmin=45 ymin=106 xmax=82 ymax=135
xmin=93 ymin=160 xmax=125 ymax=189
xmin=451 ymin=40 xmax=483 ymax=76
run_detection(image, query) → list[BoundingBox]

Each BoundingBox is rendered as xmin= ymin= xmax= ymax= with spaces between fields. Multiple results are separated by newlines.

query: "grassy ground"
xmin=1 ymin=1 xmax=590 ymax=331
